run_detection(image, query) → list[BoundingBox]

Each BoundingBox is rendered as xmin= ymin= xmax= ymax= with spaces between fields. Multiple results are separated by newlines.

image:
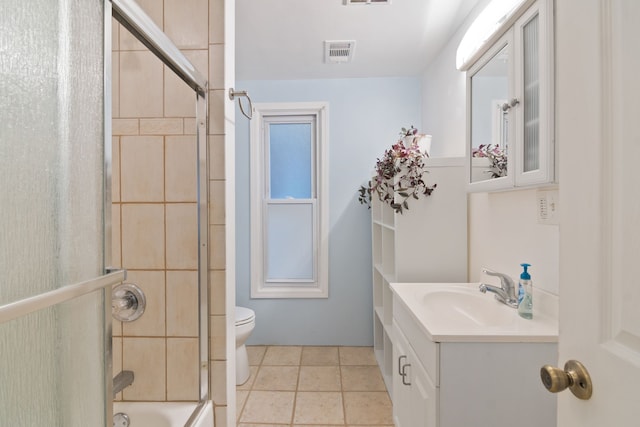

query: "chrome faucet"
xmin=479 ymin=268 xmax=518 ymax=308
xmin=113 ymin=370 xmax=134 ymax=397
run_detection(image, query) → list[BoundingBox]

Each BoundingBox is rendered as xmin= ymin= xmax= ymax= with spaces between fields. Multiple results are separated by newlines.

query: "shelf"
xmin=375 ymin=306 xmax=395 ymax=338
xmin=382 ymin=328 xmax=394 ymax=399
xmin=382 ymin=281 xmax=393 ymax=326
xmin=374 ymin=306 xmax=384 ymax=323
xmin=374 ymin=347 xmax=384 ymax=368
xmin=373 ymin=269 xmax=383 ymax=309
xmin=372 ymin=219 xmax=395 ymax=231
xmin=374 ymin=263 xmax=397 ymax=284
xmin=374 ymin=345 xmax=392 ymax=399
xmin=381 ymin=372 xmax=393 ymax=400
xmin=371 ymin=194 xmax=382 ymax=223
xmin=381 ymin=228 xmax=395 ymax=277
xmin=424 ymin=156 xmax=465 ymax=167
xmin=381 ymin=203 xmax=394 ymax=227
xmin=372 ymin=225 xmax=382 ymax=267
xmin=370 ymin=159 xmax=467 ymax=407
xmin=381 ymin=271 xmax=396 ymax=284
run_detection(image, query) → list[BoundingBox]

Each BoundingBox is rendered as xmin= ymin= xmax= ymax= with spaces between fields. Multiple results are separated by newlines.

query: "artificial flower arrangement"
xmin=358 ymin=126 xmax=436 ymax=214
xmin=471 ymin=144 xmax=507 ymax=178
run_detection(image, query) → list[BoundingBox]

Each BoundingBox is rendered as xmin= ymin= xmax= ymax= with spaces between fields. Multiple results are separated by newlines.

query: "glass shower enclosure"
xmin=0 ymin=0 xmax=209 ymax=425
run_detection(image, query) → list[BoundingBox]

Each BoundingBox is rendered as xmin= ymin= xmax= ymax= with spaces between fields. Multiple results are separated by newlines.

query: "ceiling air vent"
xmin=343 ymin=0 xmax=391 ymax=5
xmin=325 ymin=40 xmax=356 ymax=64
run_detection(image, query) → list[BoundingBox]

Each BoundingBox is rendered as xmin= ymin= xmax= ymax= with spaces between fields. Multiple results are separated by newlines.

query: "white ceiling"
xmin=235 ymin=0 xmax=484 ymax=81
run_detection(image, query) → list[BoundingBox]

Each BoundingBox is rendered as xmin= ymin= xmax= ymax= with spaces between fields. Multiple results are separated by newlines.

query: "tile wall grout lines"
xmin=163 ymin=127 xmax=167 ymax=400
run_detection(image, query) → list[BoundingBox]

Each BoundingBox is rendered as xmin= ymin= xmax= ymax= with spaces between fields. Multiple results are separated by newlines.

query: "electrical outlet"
xmin=537 ymin=189 xmax=559 ymax=225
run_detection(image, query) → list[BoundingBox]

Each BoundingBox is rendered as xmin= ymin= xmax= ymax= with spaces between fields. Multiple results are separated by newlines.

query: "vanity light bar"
xmin=343 ymin=0 xmax=390 ymax=5
xmin=456 ymin=0 xmax=533 ymax=71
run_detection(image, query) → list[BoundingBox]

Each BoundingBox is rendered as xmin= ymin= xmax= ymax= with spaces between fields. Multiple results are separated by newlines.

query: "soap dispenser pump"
xmin=518 ymin=263 xmax=533 ymax=319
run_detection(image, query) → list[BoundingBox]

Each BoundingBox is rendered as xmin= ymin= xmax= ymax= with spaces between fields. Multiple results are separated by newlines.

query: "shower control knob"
xmin=112 ymin=283 xmax=146 ymax=322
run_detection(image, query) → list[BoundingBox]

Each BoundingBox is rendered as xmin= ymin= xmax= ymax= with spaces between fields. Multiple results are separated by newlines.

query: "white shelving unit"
xmin=371 ymin=157 xmax=468 ymax=397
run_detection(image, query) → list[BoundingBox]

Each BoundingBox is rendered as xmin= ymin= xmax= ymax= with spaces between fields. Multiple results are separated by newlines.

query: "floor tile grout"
xmin=237 ymin=346 xmax=393 ymax=426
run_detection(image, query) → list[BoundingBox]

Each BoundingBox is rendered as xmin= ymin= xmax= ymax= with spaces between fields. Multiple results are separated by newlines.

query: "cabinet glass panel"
xmin=522 ymin=14 xmax=540 ymax=172
xmin=470 ymin=45 xmax=509 ymax=183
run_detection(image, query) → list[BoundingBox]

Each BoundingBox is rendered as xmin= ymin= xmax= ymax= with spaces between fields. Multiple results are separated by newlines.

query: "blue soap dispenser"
xmin=518 ymin=263 xmax=533 ymax=319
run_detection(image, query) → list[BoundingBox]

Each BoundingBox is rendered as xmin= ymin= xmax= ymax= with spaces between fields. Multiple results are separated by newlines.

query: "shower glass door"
xmin=0 ymin=0 xmax=114 ymax=425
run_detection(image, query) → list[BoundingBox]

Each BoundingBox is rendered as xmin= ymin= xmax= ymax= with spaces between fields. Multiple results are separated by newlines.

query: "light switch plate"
xmin=537 ymin=189 xmax=559 ymax=225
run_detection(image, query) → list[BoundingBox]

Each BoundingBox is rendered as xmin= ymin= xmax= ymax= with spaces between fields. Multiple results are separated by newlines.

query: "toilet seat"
xmin=235 ymin=306 xmax=255 ymax=326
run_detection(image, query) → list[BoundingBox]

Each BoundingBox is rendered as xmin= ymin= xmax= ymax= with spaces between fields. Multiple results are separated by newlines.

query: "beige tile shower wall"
xmin=209 ymin=1 xmax=230 ymax=426
xmin=111 ymin=0 xmax=228 ymax=412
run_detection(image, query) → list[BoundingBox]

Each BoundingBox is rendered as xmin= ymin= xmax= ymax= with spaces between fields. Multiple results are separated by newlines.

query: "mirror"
xmin=469 ymin=44 xmax=509 ymax=183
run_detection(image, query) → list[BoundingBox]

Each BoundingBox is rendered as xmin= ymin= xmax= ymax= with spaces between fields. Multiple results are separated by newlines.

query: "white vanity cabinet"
xmin=392 ymin=326 xmax=436 ymax=427
xmin=371 ymin=158 xmax=467 ymax=397
xmin=462 ymin=0 xmax=555 ymax=192
xmin=391 ymin=284 xmax=558 ymax=427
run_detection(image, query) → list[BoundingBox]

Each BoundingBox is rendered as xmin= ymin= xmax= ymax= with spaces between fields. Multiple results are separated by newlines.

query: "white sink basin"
xmin=390 ymin=282 xmax=558 ymax=342
xmin=422 ymin=288 xmax=514 ymax=327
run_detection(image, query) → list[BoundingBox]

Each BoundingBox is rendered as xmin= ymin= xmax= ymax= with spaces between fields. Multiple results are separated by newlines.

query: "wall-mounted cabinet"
xmin=461 ymin=0 xmax=555 ymax=192
xmin=371 ymin=158 xmax=467 ymax=397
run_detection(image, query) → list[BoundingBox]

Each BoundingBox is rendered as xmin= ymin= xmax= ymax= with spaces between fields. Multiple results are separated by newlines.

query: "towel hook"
xmin=229 ymin=88 xmax=253 ymax=120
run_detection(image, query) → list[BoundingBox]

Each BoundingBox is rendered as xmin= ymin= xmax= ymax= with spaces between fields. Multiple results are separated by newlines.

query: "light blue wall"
xmin=235 ymin=77 xmax=422 ymax=345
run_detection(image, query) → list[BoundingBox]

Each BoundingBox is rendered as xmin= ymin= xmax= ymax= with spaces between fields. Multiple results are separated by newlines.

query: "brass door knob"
xmin=540 ymin=360 xmax=593 ymax=400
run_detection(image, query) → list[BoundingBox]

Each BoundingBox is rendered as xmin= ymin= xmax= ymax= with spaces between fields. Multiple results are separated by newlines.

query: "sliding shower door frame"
xmin=0 ymin=0 xmax=208 ymax=424
xmin=110 ymin=0 xmax=210 ymax=422
xmin=103 ymin=2 xmax=115 ymax=422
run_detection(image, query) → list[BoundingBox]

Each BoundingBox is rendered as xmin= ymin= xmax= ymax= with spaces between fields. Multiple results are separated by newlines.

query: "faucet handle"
xmin=482 ymin=267 xmax=501 ymax=277
xmin=481 ymin=268 xmax=516 ymax=290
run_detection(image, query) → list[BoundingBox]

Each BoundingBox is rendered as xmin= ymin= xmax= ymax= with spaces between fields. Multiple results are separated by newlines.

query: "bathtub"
xmin=113 ymin=401 xmax=213 ymax=427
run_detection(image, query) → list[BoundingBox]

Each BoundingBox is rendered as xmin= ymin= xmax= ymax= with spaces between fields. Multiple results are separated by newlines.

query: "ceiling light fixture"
xmin=456 ymin=0 xmax=528 ymax=70
xmin=343 ymin=0 xmax=390 ymax=5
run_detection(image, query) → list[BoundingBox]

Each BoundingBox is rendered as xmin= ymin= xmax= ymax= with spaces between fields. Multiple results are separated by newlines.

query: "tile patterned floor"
xmin=237 ymin=346 xmax=394 ymax=426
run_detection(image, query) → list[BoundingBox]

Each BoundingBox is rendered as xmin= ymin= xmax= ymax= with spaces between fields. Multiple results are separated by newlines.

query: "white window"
xmin=250 ymin=102 xmax=329 ymax=298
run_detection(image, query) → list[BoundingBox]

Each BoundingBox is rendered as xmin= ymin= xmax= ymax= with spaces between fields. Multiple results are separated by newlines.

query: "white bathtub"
xmin=113 ymin=401 xmax=213 ymax=427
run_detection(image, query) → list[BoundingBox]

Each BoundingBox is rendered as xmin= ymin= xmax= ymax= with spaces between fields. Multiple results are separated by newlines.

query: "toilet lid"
xmin=235 ymin=306 xmax=255 ymax=326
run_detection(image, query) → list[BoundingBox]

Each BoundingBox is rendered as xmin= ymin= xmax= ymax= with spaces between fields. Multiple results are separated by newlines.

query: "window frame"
xmin=250 ymin=102 xmax=329 ymax=298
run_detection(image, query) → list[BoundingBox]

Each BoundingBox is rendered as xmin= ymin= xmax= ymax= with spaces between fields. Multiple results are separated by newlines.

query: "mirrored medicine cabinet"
xmin=459 ymin=0 xmax=555 ymax=192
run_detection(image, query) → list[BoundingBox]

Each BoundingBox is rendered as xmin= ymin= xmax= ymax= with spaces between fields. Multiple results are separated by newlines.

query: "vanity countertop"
xmin=390 ymin=282 xmax=558 ymax=343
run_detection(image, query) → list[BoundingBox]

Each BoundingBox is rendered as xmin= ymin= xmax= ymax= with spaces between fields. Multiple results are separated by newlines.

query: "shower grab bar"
xmin=229 ymin=88 xmax=253 ymax=119
xmin=0 ymin=269 xmax=126 ymax=324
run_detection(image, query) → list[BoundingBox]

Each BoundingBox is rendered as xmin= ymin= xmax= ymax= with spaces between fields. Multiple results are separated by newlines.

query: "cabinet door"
xmin=413 ymin=376 xmax=436 ymax=427
xmin=392 ymin=329 xmax=413 ymax=427
xmin=407 ymin=345 xmax=437 ymax=427
xmin=514 ymin=0 xmax=554 ymax=186
xmin=466 ymin=31 xmax=515 ymax=193
xmin=393 ymin=325 xmax=438 ymax=427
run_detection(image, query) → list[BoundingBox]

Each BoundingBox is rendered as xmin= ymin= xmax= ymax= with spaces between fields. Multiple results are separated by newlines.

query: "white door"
xmin=556 ymin=0 xmax=640 ymax=425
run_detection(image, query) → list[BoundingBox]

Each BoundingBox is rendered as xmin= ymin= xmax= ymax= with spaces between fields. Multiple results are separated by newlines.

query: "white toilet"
xmin=235 ymin=306 xmax=256 ymax=385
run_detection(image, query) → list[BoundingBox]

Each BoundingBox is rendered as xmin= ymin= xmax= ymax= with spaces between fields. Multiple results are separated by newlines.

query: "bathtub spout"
xmin=113 ymin=370 xmax=134 ymax=397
